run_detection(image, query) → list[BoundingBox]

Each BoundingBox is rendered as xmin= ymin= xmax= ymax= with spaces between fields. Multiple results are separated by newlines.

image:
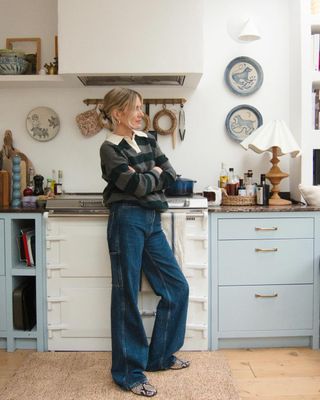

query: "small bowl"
xmin=0 ymin=57 xmax=29 ymax=75
xmin=22 ymin=196 xmax=37 ymax=208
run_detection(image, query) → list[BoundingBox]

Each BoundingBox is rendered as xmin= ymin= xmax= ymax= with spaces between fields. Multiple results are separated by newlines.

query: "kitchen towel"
xmin=140 ymin=212 xmax=187 ymax=292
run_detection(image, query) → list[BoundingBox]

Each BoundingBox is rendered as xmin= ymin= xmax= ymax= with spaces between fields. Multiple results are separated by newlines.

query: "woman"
xmin=100 ymin=88 xmax=190 ymax=397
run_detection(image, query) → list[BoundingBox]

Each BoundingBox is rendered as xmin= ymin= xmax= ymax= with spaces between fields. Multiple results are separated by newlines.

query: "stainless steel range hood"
xmin=78 ymin=75 xmax=186 ymax=87
xmin=58 ymin=0 xmax=203 ymax=88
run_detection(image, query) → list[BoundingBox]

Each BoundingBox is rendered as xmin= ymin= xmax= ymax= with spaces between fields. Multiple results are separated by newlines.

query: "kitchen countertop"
xmin=0 ymin=206 xmax=46 ymax=213
xmin=208 ymin=203 xmax=320 ymax=213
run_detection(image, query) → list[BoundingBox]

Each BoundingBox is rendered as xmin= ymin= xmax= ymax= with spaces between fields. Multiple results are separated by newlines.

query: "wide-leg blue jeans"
xmin=107 ymin=202 xmax=189 ymax=390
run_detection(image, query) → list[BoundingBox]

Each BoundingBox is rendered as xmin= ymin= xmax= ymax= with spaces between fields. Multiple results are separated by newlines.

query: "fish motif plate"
xmin=224 ymin=56 xmax=263 ymax=96
xmin=26 ymin=107 xmax=60 ymax=142
xmin=225 ymin=104 xmax=263 ymax=142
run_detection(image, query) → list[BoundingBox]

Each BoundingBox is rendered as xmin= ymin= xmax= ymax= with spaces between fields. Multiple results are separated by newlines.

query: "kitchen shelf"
xmin=0 ymin=74 xmax=81 ymax=88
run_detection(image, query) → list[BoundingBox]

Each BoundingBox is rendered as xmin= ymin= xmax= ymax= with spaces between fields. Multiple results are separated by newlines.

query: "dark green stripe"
xmin=110 ymin=163 xmax=128 ymax=182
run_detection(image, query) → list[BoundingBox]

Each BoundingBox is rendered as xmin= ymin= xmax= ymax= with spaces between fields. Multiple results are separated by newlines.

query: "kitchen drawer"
xmin=0 ymin=220 xmax=4 ymax=275
xmin=218 ymin=284 xmax=313 ymax=332
xmin=0 ymin=277 xmax=6 ymax=331
xmin=219 ymin=239 xmax=314 ymax=285
xmin=218 ymin=218 xmax=314 ymax=240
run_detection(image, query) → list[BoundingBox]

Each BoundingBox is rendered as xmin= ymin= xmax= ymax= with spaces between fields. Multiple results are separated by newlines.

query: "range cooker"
xmin=45 ymin=193 xmax=208 ymax=213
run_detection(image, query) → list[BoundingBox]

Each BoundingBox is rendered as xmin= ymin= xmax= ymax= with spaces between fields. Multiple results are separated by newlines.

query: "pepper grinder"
xmin=33 ymin=175 xmax=44 ymax=196
xmin=11 ymin=155 xmax=21 ymax=208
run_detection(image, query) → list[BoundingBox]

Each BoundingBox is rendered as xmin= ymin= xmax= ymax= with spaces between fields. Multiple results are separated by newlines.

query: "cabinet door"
xmin=47 ymin=217 xmax=110 ymax=278
xmin=219 ymin=239 xmax=314 ymax=285
xmin=0 ymin=277 xmax=6 ymax=331
xmin=219 ymin=284 xmax=313 ymax=332
xmin=0 ymin=220 xmax=4 ymax=275
xmin=47 ymin=277 xmax=112 ymax=351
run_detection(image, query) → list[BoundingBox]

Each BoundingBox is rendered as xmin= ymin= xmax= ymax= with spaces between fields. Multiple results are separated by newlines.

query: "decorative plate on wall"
xmin=225 ymin=104 xmax=263 ymax=142
xmin=224 ymin=56 xmax=263 ymax=96
xmin=26 ymin=106 xmax=60 ymax=142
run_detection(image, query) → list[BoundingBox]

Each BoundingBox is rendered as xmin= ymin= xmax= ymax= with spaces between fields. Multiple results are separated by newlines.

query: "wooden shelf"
xmin=0 ymin=74 xmax=80 ymax=88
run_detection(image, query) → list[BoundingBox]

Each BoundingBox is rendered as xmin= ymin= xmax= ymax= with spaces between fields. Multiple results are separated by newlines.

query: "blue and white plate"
xmin=26 ymin=107 xmax=60 ymax=142
xmin=224 ymin=56 xmax=263 ymax=96
xmin=225 ymin=105 xmax=263 ymax=142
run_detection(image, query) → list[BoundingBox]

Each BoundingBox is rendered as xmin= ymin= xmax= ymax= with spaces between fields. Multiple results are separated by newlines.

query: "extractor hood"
xmin=78 ymin=75 xmax=186 ymax=87
xmin=58 ymin=0 xmax=203 ymax=88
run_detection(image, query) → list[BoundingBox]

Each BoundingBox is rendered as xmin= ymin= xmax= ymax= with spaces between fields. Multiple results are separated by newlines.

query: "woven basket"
xmin=222 ymin=194 xmax=256 ymax=206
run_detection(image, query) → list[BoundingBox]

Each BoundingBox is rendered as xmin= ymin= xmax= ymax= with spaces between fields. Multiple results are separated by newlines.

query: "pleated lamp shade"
xmin=240 ymin=120 xmax=301 ymax=157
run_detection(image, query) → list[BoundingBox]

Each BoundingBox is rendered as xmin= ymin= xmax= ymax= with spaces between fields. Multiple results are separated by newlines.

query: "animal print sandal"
xmin=169 ymin=357 xmax=191 ymax=370
xmin=130 ymin=382 xmax=157 ymax=397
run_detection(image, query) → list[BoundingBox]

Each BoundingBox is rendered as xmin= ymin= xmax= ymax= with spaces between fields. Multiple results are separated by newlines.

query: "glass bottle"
xmin=219 ymin=162 xmax=228 ymax=189
xmin=245 ymin=171 xmax=255 ymax=196
xmin=238 ymin=178 xmax=246 ymax=196
xmin=227 ymin=167 xmax=239 ymax=195
xmin=261 ymin=174 xmax=270 ymax=205
xmin=54 ymin=170 xmax=63 ymax=195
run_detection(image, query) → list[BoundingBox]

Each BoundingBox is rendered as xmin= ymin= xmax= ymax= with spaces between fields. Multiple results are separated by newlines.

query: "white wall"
xmin=0 ymin=0 xmax=292 ymax=194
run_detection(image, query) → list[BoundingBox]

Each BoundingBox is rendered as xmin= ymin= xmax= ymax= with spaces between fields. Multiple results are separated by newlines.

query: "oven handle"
xmin=47 ymin=210 xmax=108 ymax=217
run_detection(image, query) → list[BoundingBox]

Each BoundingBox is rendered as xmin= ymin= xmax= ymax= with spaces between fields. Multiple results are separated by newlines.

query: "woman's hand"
xmin=128 ymin=166 xmax=135 ymax=172
xmin=153 ymin=166 xmax=163 ymax=174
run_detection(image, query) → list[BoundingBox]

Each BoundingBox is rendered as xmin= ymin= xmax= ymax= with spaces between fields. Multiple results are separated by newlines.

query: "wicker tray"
xmin=222 ymin=194 xmax=256 ymax=206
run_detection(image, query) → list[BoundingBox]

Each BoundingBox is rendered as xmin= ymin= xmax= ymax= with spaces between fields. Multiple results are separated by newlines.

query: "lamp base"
xmin=268 ymin=197 xmax=292 ymax=206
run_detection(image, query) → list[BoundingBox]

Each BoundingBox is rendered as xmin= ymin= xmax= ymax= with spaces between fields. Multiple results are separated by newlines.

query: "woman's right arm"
xmin=100 ymin=142 xmax=162 ymax=198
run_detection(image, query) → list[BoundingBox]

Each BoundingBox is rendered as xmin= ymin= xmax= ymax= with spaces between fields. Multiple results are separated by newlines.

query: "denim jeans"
xmin=107 ymin=202 xmax=189 ymax=390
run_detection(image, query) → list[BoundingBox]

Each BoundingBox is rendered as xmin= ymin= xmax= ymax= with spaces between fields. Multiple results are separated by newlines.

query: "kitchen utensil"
xmin=0 ymin=170 xmax=10 ymax=207
xmin=165 ymin=175 xmax=196 ymax=196
xmin=76 ymin=105 xmax=103 ymax=137
xmin=33 ymin=175 xmax=44 ymax=196
xmin=145 ymin=103 xmax=157 ymax=139
xmin=178 ymin=103 xmax=186 ymax=141
xmin=203 ymin=186 xmax=222 ymax=205
xmin=0 ymin=130 xmax=33 ymax=195
xmin=153 ymin=105 xmax=177 ymax=148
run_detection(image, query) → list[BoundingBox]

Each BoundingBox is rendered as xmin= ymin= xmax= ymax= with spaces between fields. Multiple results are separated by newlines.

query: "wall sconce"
xmin=238 ymin=19 xmax=261 ymax=42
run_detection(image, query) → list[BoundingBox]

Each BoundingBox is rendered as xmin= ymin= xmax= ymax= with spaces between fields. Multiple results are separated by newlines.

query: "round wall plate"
xmin=224 ymin=56 xmax=263 ymax=96
xmin=26 ymin=106 xmax=60 ymax=142
xmin=225 ymin=104 xmax=263 ymax=142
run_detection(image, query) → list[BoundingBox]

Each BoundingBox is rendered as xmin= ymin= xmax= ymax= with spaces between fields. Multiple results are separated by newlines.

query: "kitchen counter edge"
xmin=208 ymin=204 xmax=320 ymax=213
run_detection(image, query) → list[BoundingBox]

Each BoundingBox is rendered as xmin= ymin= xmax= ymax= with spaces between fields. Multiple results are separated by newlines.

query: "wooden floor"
xmin=0 ymin=348 xmax=320 ymax=399
xmin=220 ymin=347 xmax=320 ymax=400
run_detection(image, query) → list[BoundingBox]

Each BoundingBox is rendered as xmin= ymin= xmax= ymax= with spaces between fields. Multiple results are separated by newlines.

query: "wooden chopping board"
xmin=0 ymin=130 xmax=32 ymax=196
xmin=0 ymin=170 xmax=10 ymax=207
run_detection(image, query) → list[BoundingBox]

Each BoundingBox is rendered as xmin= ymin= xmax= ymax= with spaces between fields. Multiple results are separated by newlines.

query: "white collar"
xmin=106 ymin=130 xmax=148 ymax=153
xmin=106 ymin=130 xmax=148 ymax=145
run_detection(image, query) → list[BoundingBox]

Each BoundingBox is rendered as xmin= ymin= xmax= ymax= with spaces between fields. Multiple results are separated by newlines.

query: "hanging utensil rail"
xmin=83 ymin=98 xmax=187 ymax=106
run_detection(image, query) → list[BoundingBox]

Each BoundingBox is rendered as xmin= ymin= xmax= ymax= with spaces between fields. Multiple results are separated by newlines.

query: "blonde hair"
xmin=101 ymin=87 xmax=143 ymax=131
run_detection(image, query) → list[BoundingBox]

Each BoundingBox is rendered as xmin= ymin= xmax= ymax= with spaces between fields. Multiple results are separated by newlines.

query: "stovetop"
xmin=46 ymin=193 xmax=208 ymax=211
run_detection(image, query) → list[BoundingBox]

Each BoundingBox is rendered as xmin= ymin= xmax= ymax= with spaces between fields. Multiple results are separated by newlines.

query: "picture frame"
xmin=225 ymin=104 xmax=263 ymax=142
xmin=224 ymin=56 xmax=263 ymax=96
xmin=6 ymin=37 xmax=41 ymax=74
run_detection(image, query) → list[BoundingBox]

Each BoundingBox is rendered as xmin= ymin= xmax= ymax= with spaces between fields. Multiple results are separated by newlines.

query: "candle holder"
xmin=11 ymin=155 xmax=21 ymax=208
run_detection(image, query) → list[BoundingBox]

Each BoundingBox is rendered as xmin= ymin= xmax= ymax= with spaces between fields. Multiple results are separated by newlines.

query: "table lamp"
xmin=240 ymin=120 xmax=301 ymax=205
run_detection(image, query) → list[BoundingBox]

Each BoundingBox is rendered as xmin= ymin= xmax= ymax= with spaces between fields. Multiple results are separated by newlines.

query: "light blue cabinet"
xmin=210 ymin=210 xmax=320 ymax=350
xmin=0 ymin=219 xmax=6 ymax=341
xmin=0 ymin=213 xmax=46 ymax=351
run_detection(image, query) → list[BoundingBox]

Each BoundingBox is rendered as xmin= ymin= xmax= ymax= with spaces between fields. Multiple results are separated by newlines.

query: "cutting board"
xmin=0 ymin=170 xmax=10 ymax=207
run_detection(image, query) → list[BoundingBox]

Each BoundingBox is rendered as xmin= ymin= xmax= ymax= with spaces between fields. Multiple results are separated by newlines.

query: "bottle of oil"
xmin=219 ymin=162 xmax=228 ymax=189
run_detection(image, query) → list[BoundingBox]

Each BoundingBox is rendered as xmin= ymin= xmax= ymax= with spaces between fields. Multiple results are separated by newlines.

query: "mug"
xmin=203 ymin=186 xmax=222 ymax=205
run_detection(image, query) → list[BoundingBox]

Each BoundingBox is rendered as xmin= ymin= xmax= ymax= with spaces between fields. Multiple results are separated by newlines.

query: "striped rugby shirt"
xmin=100 ymin=130 xmax=176 ymax=211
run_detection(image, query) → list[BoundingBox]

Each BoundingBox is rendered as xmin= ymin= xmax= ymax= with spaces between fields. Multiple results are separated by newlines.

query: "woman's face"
xmin=120 ymin=96 xmax=144 ymax=130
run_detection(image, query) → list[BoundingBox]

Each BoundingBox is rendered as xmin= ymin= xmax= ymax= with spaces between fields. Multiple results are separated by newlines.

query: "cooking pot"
xmin=165 ymin=175 xmax=196 ymax=196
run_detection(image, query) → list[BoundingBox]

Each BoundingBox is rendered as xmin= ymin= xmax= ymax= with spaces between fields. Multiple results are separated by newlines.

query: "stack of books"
xmin=18 ymin=228 xmax=36 ymax=267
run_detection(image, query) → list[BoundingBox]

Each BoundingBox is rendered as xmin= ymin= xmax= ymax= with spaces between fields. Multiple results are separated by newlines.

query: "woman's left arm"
xmin=152 ymin=140 xmax=176 ymax=190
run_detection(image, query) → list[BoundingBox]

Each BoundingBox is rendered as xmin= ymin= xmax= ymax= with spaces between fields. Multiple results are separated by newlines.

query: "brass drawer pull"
xmin=255 ymin=248 xmax=278 ymax=252
xmin=255 ymin=293 xmax=278 ymax=298
xmin=255 ymin=227 xmax=278 ymax=231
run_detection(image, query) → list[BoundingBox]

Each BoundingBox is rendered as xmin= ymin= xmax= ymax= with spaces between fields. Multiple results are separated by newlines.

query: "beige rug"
xmin=0 ymin=351 xmax=239 ymax=400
